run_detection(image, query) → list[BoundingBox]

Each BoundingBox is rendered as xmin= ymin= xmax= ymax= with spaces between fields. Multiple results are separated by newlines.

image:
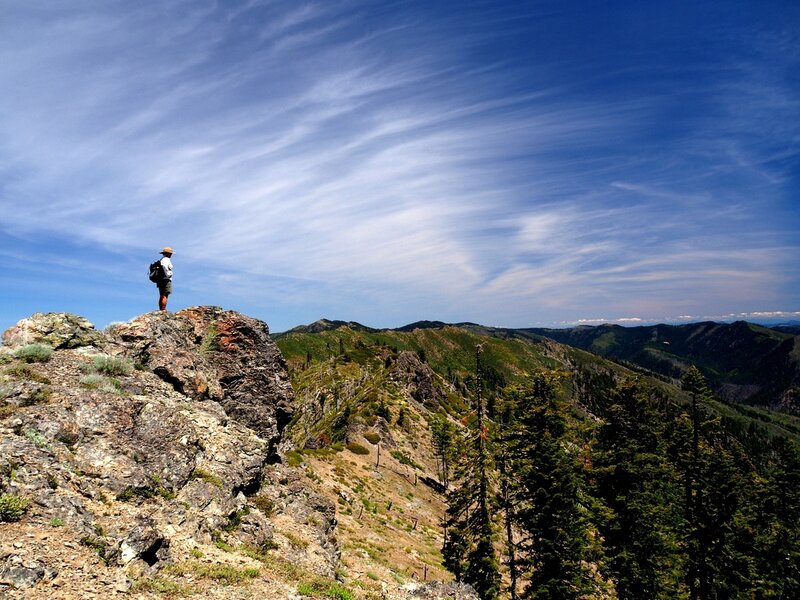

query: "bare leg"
xmin=159 ymin=295 xmax=168 ymax=311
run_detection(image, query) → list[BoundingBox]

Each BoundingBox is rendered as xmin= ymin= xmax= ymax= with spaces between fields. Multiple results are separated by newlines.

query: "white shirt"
xmin=160 ymin=256 xmax=173 ymax=280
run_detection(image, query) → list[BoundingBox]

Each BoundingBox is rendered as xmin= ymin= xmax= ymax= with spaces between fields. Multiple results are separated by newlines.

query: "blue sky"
xmin=1 ymin=0 xmax=798 ymax=333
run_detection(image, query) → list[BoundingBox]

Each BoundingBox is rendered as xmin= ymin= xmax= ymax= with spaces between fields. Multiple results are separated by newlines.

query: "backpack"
xmin=148 ymin=259 xmax=166 ymax=283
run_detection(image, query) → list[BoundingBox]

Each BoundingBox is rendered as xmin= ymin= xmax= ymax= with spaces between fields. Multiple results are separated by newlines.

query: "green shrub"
xmin=297 ymin=580 xmax=354 ymax=600
xmin=390 ymin=450 xmax=422 ymax=470
xmin=285 ymin=450 xmax=304 ymax=467
xmin=14 ymin=344 xmax=53 ymax=363
xmin=49 ymin=517 xmax=64 ymax=527
xmin=4 ymin=365 xmax=51 ymax=384
xmin=92 ymin=355 xmax=133 ymax=376
xmin=0 ymin=493 xmax=29 ymax=522
xmin=283 ymin=530 xmax=309 ymax=549
xmin=168 ymin=562 xmax=259 ymax=584
xmin=363 ymin=432 xmax=380 ymax=445
xmin=199 ymin=324 xmax=220 ymax=356
xmin=131 ymin=577 xmax=191 ymax=595
xmin=116 ymin=476 xmax=175 ymax=502
xmin=24 ymin=428 xmax=50 ymax=448
xmin=20 ymin=387 xmax=53 ymax=407
xmin=191 ymin=468 xmax=223 ymax=489
xmin=79 ymin=535 xmax=109 ymax=564
xmin=79 ymin=375 xmax=123 ymax=394
xmin=251 ymin=494 xmax=274 ymax=516
xmin=346 ymin=443 xmax=369 ymax=455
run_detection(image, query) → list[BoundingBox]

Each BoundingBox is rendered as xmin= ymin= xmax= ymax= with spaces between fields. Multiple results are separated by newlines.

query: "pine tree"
xmin=755 ymin=437 xmax=800 ymax=596
xmin=680 ymin=365 xmax=711 ymax=600
xmin=431 ymin=414 xmax=457 ymax=491
xmin=676 ymin=365 xmax=757 ymax=598
xmin=497 ymin=394 xmax=520 ymax=600
xmin=442 ymin=345 xmax=500 ymax=600
xmin=591 ymin=378 xmax=686 ymax=598
xmin=507 ymin=371 xmax=596 ymax=599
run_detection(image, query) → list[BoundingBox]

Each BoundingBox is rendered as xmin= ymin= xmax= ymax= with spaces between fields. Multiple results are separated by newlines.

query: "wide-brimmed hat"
xmin=160 ymin=247 xmax=174 ymax=255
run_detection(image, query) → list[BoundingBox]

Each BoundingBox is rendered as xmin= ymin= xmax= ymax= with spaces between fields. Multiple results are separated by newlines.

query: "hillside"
xmin=276 ymin=320 xmax=800 ymax=598
xmin=520 ymin=321 xmax=800 ymax=409
xmin=276 ymin=321 xmax=800 ymax=445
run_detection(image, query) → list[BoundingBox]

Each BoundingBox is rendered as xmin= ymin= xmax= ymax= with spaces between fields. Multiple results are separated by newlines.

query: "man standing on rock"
xmin=156 ymin=247 xmax=174 ymax=311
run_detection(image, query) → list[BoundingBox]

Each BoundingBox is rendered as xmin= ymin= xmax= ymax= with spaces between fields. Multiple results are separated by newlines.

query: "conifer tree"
xmin=442 ymin=345 xmax=500 ymax=600
xmin=676 ymin=365 xmax=756 ymax=598
xmin=507 ymin=371 xmax=596 ymax=599
xmin=431 ymin=414 xmax=457 ymax=491
xmin=591 ymin=378 xmax=686 ymax=598
xmin=680 ymin=365 xmax=711 ymax=600
xmin=755 ymin=437 xmax=800 ymax=596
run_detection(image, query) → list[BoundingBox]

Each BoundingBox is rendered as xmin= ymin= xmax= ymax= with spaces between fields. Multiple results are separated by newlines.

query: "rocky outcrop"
xmin=105 ymin=307 xmax=294 ymax=457
xmin=405 ymin=581 xmax=480 ymax=599
xmin=0 ymin=308 xmax=347 ymax=598
xmin=392 ymin=351 xmax=446 ymax=409
xmin=2 ymin=313 xmax=105 ymax=350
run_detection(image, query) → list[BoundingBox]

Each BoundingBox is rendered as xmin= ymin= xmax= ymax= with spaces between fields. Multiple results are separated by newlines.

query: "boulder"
xmin=0 ymin=558 xmax=46 ymax=590
xmin=105 ymin=307 xmax=294 ymax=456
xmin=405 ymin=581 xmax=480 ymax=599
xmin=2 ymin=312 xmax=104 ymax=349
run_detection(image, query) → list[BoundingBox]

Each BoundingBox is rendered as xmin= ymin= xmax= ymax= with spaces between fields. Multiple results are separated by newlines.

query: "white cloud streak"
xmin=0 ymin=1 xmax=797 ymax=330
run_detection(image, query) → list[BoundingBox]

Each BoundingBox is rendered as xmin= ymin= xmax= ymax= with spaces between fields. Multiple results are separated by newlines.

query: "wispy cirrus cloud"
xmin=0 ymin=0 xmax=797 ymax=331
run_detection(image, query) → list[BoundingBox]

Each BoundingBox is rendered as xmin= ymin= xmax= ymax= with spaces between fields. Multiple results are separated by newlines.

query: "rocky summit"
xmin=0 ymin=309 xmax=471 ymax=600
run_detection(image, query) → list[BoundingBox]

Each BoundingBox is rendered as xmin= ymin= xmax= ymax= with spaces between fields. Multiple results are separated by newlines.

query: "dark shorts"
xmin=157 ymin=280 xmax=172 ymax=296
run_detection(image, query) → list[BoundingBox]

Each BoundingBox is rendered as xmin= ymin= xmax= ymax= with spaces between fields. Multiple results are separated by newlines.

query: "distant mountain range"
xmin=283 ymin=319 xmax=800 ymax=410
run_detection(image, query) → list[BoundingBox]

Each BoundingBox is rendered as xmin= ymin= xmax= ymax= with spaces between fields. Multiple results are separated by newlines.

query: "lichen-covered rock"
xmin=0 ymin=558 xmax=46 ymax=590
xmin=405 ymin=581 xmax=480 ymax=599
xmin=0 ymin=308 xmax=348 ymax=598
xmin=2 ymin=313 xmax=104 ymax=349
xmin=104 ymin=310 xmax=222 ymax=400
xmin=105 ymin=307 xmax=294 ymax=457
xmin=110 ymin=517 xmax=169 ymax=566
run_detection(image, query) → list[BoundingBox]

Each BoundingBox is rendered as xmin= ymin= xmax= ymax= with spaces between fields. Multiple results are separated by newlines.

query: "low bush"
xmin=363 ymin=432 xmax=380 ymax=445
xmin=24 ymin=428 xmax=50 ymax=449
xmin=0 ymin=493 xmax=29 ymax=522
xmin=79 ymin=535 xmax=109 ymax=564
xmin=285 ymin=450 xmax=304 ymax=467
xmin=167 ymin=562 xmax=259 ymax=585
xmin=80 ymin=375 xmax=123 ymax=394
xmin=251 ymin=494 xmax=274 ymax=516
xmin=191 ymin=468 xmax=223 ymax=489
xmin=4 ymin=365 xmax=50 ymax=384
xmin=346 ymin=443 xmax=369 ymax=455
xmin=297 ymin=580 xmax=354 ymax=600
xmin=92 ymin=355 xmax=133 ymax=376
xmin=390 ymin=450 xmax=423 ymax=470
xmin=131 ymin=577 xmax=191 ymax=595
xmin=14 ymin=344 xmax=53 ymax=363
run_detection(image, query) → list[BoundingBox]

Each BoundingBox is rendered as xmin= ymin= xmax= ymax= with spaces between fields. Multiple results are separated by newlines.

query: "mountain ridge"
xmin=277 ymin=318 xmax=800 ymax=410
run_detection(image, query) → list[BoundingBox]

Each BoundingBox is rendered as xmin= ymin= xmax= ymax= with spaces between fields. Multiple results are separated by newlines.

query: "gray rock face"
xmin=105 ymin=307 xmax=294 ymax=457
xmin=393 ymin=351 xmax=446 ymax=409
xmin=406 ymin=581 xmax=480 ymax=599
xmin=111 ymin=517 xmax=169 ymax=566
xmin=0 ymin=559 xmax=46 ymax=590
xmin=2 ymin=313 xmax=104 ymax=349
